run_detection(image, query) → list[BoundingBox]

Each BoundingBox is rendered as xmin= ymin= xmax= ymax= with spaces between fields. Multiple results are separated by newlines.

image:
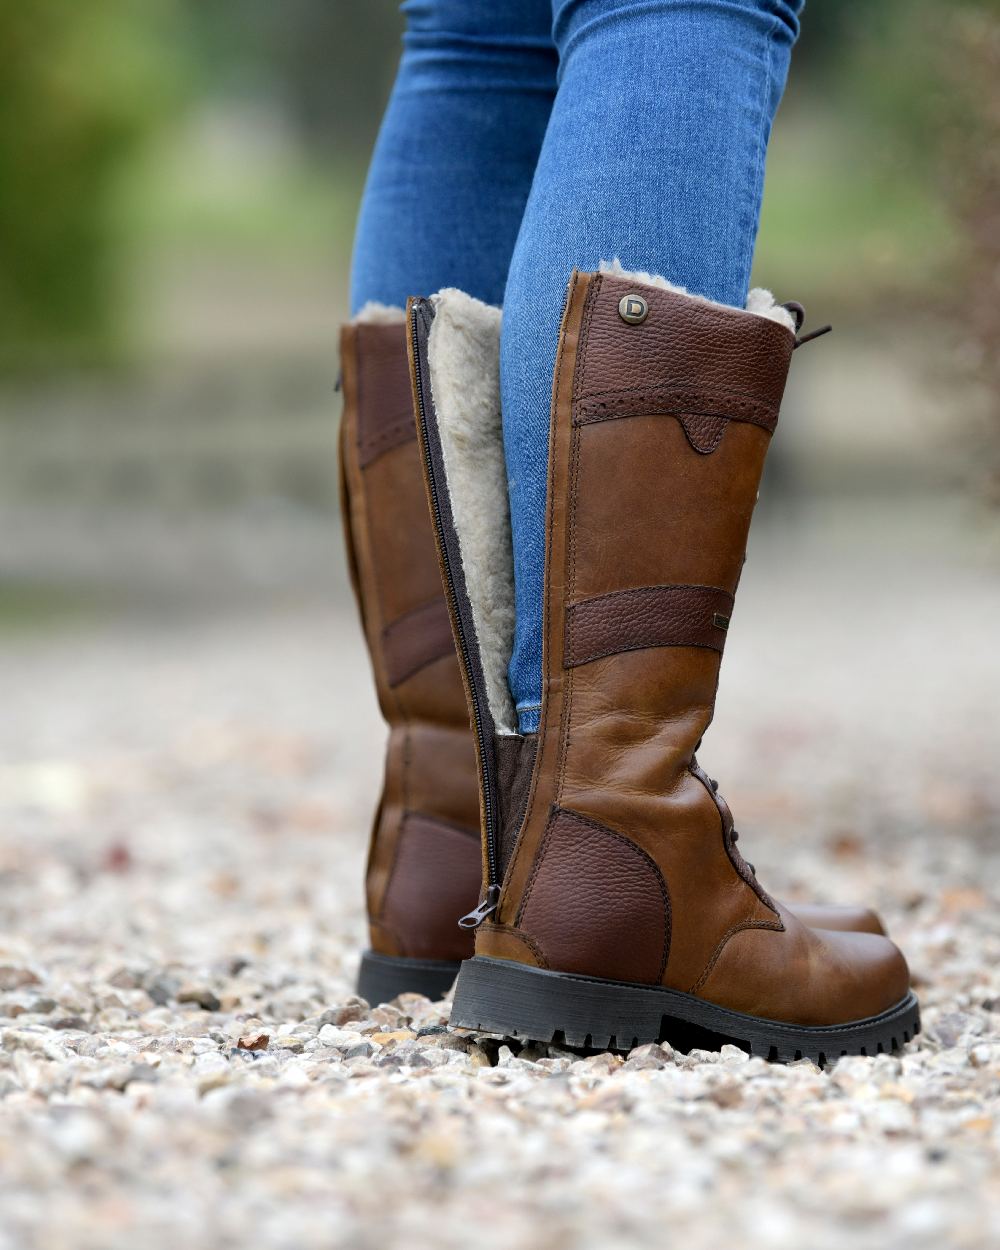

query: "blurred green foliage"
xmin=0 ymin=2 xmax=188 ymax=368
xmin=1 ymin=0 xmax=997 ymax=377
xmin=849 ymin=0 xmax=1000 ymax=477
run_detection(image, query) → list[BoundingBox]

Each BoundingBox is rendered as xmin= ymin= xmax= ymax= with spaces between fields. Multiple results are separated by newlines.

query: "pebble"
xmin=0 ymin=966 xmax=41 ymax=991
xmin=176 ymin=986 xmax=222 ymax=1013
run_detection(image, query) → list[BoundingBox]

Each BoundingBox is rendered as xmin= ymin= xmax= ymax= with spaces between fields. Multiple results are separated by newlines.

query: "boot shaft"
xmin=409 ymin=272 xmax=795 ymax=985
xmin=502 ymin=271 xmax=796 ymax=986
xmin=339 ymin=320 xmax=464 ymax=725
xmin=339 ymin=317 xmax=479 ymax=962
xmin=409 ymin=275 xmax=915 ymax=1049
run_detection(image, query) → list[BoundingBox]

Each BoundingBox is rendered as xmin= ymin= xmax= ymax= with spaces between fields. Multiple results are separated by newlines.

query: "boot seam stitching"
xmin=482 ymin=923 xmax=549 ymax=969
xmin=688 ymin=918 xmax=785 ymax=995
xmin=345 ymin=359 xmax=412 ymax=929
xmin=500 ymin=269 xmax=580 ymax=919
xmin=518 ymin=806 xmax=671 ymax=983
xmin=558 ymin=274 xmax=602 ymax=804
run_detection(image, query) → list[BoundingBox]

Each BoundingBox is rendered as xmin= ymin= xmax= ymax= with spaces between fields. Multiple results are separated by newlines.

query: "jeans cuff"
xmin=516 ymin=702 xmax=541 ymax=734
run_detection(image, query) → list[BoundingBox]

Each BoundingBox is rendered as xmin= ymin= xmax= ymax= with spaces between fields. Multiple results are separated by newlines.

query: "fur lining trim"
xmin=351 ymin=301 xmax=406 ymax=325
xmin=424 ymin=264 xmax=791 ymax=734
xmin=598 ymin=259 xmax=796 ymax=333
xmin=426 ymin=290 xmax=517 ymax=734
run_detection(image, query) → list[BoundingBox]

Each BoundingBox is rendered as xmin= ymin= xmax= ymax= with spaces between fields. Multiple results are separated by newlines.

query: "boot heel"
xmin=357 ymin=951 xmax=460 ymax=1006
xmin=450 ymin=957 xmax=921 ymax=1065
xmin=451 ymin=957 xmax=663 ymax=1051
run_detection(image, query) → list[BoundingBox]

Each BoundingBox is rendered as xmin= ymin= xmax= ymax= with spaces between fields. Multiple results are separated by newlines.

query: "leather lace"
xmin=706 ymin=773 xmax=756 ymax=877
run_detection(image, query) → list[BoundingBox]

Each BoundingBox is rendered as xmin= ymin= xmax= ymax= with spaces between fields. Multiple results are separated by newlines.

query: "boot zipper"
xmin=409 ymin=300 xmax=500 ymax=928
xmin=457 ymin=884 xmax=500 ymax=930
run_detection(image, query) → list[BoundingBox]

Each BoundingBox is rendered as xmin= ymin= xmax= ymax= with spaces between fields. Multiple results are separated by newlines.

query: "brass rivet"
xmin=618 ymin=293 xmax=649 ymax=325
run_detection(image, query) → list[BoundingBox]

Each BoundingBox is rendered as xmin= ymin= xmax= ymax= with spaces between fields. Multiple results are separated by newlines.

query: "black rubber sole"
xmin=357 ymin=950 xmax=460 ymax=1006
xmin=450 ymin=957 xmax=921 ymax=1065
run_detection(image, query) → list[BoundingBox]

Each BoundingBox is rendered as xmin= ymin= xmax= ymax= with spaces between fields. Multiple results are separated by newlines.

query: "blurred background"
xmin=2 ymin=1 xmax=999 ymax=607
xmin=1 ymin=1 xmax=998 ymax=938
xmin=1 ymin=6 xmax=998 ymax=1245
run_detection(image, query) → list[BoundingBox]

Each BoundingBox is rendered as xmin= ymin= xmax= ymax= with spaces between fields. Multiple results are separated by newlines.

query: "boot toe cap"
xmin=790 ymin=900 xmax=887 ymax=937
xmin=695 ymin=913 xmax=912 ymax=1027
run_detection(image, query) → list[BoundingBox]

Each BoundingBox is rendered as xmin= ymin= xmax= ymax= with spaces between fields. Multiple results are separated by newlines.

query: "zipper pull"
xmin=458 ymin=885 xmax=500 ymax=930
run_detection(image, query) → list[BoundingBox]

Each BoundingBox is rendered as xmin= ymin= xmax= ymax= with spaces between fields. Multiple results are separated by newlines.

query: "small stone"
xmin=370 ymin=1029 xmax=417 ymax=1047
xmin=273 ymin=1036 xmax=305 ymax=1053
xmin=623 ymin=1043 xmax=673 ymax=1071
xmin=375 ymin=1044 xmax=432 ymax=1069
xmin=236 ymin=1032 xmax=269 ymax=1052
xmin=0 ymin=967 xmax=41 ymax=992
xmin=931 ymin=1011 xmax=980 ymax=1048
xmin=3 ymin=1029 xmax=68 ymax=1060
xmin=193 ymin=1051 xmax=230 ymax=1092
xmin=81 ymin=1062 xmax=160 ymax=1092
xmin=575 ymin=1052 xmax=623 ymax=1075
xmin=969 ymin=1043 xmax=1000 ymax=1069
xmin=320 ymin=999 xmax=369 ymax=1027
xmin=706 ymin=1076 xmax=744 ymax=1108
xmin=367 ymin=1006 xmax=407 ymax=1029
xmin=107 ymin=967 xmax=144 ymax=990
xmin=318 ymin=1024 xmax=365 ymax=1048
xmin=145 ymin=976 xmax=179 ymax=1007
xmin=51 ymin=1016 xmax=90 ymax=1031
xmin=176 ymin=986 xmax=222 ymax=1012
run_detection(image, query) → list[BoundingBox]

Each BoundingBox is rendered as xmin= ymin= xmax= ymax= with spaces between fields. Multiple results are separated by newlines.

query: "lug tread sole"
xmin=450 ymin=957 xmax=920 ymax=1065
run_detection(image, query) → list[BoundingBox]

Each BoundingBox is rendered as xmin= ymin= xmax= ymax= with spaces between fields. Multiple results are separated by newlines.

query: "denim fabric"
xmin=350 ymin=0 xmax=557 ymax=312
xmin=350 ymin=0 xmax=804 ymax=732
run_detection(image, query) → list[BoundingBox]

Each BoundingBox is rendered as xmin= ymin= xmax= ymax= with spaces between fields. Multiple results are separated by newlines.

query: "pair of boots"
xmin=339 ymin=268 xmax=919 ymax=1062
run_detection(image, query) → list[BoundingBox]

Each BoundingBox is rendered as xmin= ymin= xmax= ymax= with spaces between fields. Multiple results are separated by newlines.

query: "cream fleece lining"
xmin=395 ymin=267 xmax=790 ymax=734
xmin=426 ymin=290 xmax=517 ymax=734
xmin=351 ymin=301 xmax=406 ymax=325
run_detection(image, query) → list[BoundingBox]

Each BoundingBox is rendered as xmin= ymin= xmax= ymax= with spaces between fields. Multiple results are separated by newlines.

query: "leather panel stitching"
xmin=688 ymin=918 xmax=784 ymax=996
xmin=517 ymin=806 xmax=671 ymax=983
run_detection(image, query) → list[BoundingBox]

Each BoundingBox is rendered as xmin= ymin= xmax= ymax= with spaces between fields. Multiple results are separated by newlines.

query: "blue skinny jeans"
xmin=351 ymin=0 xmax=804 ymax=733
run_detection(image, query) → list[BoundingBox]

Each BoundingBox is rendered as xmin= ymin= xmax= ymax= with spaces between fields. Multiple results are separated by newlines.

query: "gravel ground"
xmin=0 ymin=505 xmax=998 ymax=1250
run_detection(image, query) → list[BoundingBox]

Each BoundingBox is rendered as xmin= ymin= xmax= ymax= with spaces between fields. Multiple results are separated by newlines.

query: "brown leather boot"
xmin=339 ymin=305 xmax=881 ymax=1006
xmin=339 ymin=313 xmax=480 ymax=1004
xmin=409 ymin=273 xmax=919 ymax=1061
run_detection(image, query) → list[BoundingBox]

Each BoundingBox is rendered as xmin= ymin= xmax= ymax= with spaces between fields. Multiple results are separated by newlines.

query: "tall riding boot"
xmin=409 ymin=272 xmax=919 ymax=1060
xmin=339 ymin=308 xmax=887 ymax=1008
xmin=339 ymin=311 xmax=480 ymax=1003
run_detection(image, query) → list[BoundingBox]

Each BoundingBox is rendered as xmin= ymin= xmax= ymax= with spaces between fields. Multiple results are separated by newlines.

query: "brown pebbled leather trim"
xmin=379 ymin=811 xmax=480 ymax=962
xmin=565 ymin=584 xmax=734 ymax=668
xmin=677 ymin=413 xmax=728 ymax=454
xmin=570 ymin=274 xmax=793 ymax=452
xmin=381 ymin=596 xmax=455 ymax=687
xmin=575 ymin=385 xmax=779 ymax=438
xmin=355 ymin=323 xmax=419 ymax=468
xmin=517 ymin=807 xmax=670 ymax=985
